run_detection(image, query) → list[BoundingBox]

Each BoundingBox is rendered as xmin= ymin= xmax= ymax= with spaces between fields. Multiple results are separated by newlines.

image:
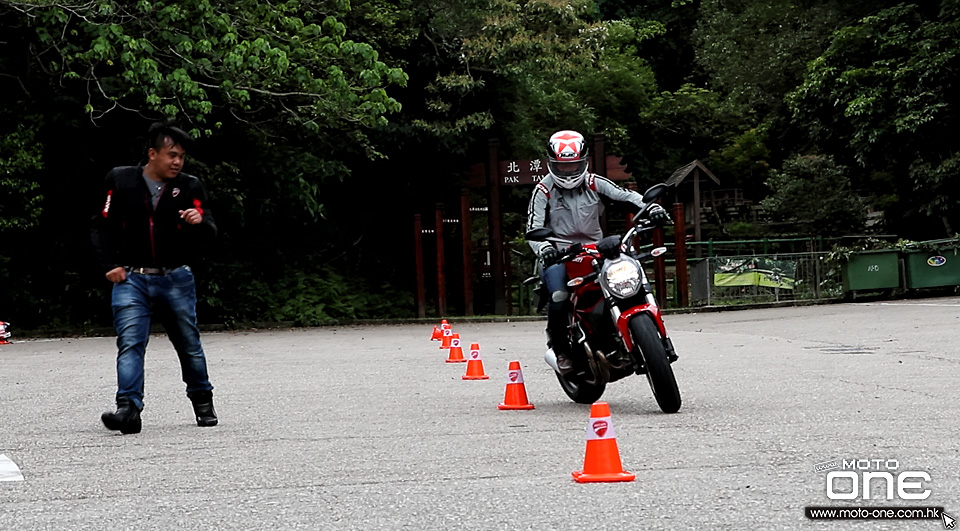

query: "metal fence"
xmin=688 ymin=252 xmax=842 ymax=307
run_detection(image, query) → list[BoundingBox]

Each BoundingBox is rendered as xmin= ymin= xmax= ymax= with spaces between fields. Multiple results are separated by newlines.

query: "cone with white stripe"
xmin=572 ymin=401 xmax=635 ymax=483
xmin=431 ymin=319 xmax=451 ymax=341
xmin=0 ymin=321 xmax=10 ymax=345
xmin=498 ymin=360 xmax=534 ymax=410
xmin=445 ymin=336 xmax=466 ymax=363
xmin=439 ymin=329 xmax=456 ymax=349
xmin=461 ymin=343 xmax=489 ymax=380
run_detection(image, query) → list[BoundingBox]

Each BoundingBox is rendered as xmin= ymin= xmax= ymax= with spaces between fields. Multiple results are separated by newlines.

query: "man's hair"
xmin=147 ymin=122 xmax=195 ymax=153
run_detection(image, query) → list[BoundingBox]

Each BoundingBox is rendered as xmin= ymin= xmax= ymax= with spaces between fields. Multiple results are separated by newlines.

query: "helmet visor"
xmin=549 ymin=158 xmax=589 ymax=178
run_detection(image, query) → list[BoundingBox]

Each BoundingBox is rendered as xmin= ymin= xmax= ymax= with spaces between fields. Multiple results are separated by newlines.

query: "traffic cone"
xmin=432 ymin=319 xmax=451 ymax=341
xmin=572 ymin=402 xmax=635 ymax=483
xmin=0 ymin=321 xmax=10 ymax=345
xmin=462 ymin=343 xmax=489 ymax=380
xmin=498 ymin=361 xmax=534 ymax=410
xmin=439 ymin=329 xmax=456 ymax=350
xmin=445 ymin=336 xmax=466 ymax=363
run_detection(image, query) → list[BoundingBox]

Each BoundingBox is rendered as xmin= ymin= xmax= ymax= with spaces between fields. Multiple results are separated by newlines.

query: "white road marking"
xmin=0 ymin=454 xmax=24 ymax=482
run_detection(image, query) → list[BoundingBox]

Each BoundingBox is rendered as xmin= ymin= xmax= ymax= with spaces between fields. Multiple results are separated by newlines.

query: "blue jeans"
xmin=111 ymin=266 xmax=213 ymax=410
xmin=541 ymin=263 xmax=572 ymax=354
xmin=541 ymin=262 xmax=569 ymax=298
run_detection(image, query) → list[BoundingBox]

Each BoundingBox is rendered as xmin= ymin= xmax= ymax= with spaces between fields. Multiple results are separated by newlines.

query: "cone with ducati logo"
xmin=445 ymin=336 xmax=466 ymax=363
xmin=0 ymin=321 xmax=10 ymax=345
xmin=498 ymin=360 xmax=534 ymax=410
xmin=462 ymin=343 xmax=489 ymax=380
xmin=439 ymin=329 xmax=456 ymax=350
xmin=431 ymin=319 xmax=451 ymax=341
xmin=572 ymin=402 xmax=635 ymax=483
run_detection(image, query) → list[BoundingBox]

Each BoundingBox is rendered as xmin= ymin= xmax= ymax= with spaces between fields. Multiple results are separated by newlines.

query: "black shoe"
xmin=555 ymin=351 xmax=575 ymax=375
xmin=189 ymin=390 xmax=218 ymax=427
xmin=101 ymin=397 xmax=142 ymax=434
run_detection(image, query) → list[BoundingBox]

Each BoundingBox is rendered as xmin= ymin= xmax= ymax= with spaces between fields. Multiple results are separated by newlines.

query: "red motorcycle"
xmin=525 ymin=183 xmax=681 ymax=413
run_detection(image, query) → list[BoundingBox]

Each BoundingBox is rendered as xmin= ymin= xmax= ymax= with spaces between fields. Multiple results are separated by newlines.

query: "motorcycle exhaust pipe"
xmin=544 ymin=348 xmax=560 ymax=373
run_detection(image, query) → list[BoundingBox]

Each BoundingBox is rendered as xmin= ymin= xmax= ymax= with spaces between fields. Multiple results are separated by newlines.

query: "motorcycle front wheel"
xmin=629 ymin=314 xmax=682 ymax=413
xmin=555 ymin=371 xmax=606 ymax=404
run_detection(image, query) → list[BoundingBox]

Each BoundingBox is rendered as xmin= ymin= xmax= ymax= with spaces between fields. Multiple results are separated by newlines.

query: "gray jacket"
xmin=526 ymin=173 xmax=647 ymax=257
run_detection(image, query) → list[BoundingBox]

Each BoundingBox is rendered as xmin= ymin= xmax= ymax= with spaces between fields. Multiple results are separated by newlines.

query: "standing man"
xmin=526 ymin=130 xmax=670 ymax=375
xmin=91 ymin=122 xmax=218 ymax=434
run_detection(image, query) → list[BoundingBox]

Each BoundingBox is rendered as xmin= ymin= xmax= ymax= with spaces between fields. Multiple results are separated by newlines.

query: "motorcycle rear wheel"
xmin=629 ymin=314 xmax=681 ymax=413
xmin=555 ymin=371 xmax=606 ymax=404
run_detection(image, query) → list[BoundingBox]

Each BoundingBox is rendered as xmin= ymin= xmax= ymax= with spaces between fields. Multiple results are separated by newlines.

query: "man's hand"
xmin=647 ymin=204 xmax=672 ymax=225
xmin=540 ymin=246 xmax=560 ymax=267
xmin=105 ymin=266 xmax=127 ymax=284
xmin=179 ymin=208 xmax=203 ymax=225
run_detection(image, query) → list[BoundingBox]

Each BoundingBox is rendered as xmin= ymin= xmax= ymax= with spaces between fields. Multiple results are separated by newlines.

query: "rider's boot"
xmin=101 ymin=396 xmax=142 ymax=434
xmin=547 ymin=300 xmax=574 ymax=375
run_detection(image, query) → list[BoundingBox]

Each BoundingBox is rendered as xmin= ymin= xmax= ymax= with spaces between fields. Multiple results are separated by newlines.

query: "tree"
xmin=787 ymin=1 xmax=960 ymax=236
xmin=760 ymin=154 xmax=864 ymax=236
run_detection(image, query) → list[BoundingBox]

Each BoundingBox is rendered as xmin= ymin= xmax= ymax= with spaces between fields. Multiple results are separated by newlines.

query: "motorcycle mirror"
xmin=651 ymin=246 xmax=667 ymax=257
xmin=525 ymin=227 xmax=554 ymax=242
xmin=642 ymin=183 xmax=669 ymax=203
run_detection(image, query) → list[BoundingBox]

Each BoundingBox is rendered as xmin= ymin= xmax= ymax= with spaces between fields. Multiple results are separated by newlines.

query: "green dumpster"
xmin=902 ymin=249 xmax=960 ymax=289
xmin=841 ymin=250 xmax=900 ymax=292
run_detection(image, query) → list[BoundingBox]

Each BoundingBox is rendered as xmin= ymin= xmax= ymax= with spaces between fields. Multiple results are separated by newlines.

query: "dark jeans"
xmin=541 ymin=263 xmax=572 ymax=354
xmin=111 ymin=266 xmax=213 ymax=410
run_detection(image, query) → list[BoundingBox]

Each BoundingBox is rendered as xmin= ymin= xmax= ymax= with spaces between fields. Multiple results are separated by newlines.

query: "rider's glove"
xmin=647 ymin=204 xmax=672 ymax=226
xmin=539 ymin=246 xmax=560 ymax=267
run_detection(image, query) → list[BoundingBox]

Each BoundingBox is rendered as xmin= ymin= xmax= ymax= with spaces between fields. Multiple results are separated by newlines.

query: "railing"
xmin=689 ymin=252 xmax=842 ymax=307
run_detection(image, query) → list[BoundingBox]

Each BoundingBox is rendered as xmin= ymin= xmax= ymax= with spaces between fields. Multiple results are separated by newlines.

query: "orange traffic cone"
xmin=498 ymin=360 xmax=534 ymax=410
xmin=445 ymin=336 xmax=466 ymax=363
xmin=432 ymin=319 xmax=451 ymax=341
xmin=439 ymin=330 xmax=456 ymax=350
xmin=572 ymin=402 xmax=635 ymax=483
xmin=462 ymin=343 xmax=489 ymax=380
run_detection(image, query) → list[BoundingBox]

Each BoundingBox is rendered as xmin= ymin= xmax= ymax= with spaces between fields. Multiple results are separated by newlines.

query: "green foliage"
xmin=761 ymin=154 xmax=865 ymax=236
xmin=203 ymin=261 xmax=415 ymax=326
xmin=786 ymin=2 xmax=960 ymax=230
xmin=17 ymin=0 xmax=406 ymax=134
xmin=706 ymin=127 xmax=771 ymax=191
xmin=0 ymin=121 xmax=44 ymax=232
xmin=693 ymin=0 xmax=858 ymax=124
xmin=410 ymin=0 xmax=662 ymax=158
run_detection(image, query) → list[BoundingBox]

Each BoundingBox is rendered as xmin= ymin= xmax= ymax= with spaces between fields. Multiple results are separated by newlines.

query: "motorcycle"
xmin=525 ymin=183 xmax=681 ymax=413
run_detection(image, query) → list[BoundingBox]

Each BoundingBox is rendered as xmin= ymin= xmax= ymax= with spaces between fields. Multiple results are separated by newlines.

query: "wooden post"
xmin=652 ymin=226 xmax=667 ymax=308
xmin=435 ymin=204 xmax=447 ymax=317
xmin=673 ymin=202 xmax=689 ymax=307
xmin=487 ymin=140 xmax=506 ymax=315
xmin=413 ymin=214 xmax=426 ymax=318
xmin=693 ymin=167 xmax=702 ymax=258
xmin=460 ymin=188 xmax=474 ymax=316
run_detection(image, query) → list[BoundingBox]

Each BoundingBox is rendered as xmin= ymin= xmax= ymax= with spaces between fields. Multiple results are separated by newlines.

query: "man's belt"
xmin=125 ymin=266 xmax=182 ymax=276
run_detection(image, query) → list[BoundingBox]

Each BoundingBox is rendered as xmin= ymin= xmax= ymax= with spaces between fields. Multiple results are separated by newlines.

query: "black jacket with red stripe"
xmin=90 ymin=165 xmax=217 ymax=274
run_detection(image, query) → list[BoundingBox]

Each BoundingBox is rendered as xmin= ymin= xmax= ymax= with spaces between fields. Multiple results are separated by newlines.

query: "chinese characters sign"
xmin=500 ymin=159 xmax=549 ymax=185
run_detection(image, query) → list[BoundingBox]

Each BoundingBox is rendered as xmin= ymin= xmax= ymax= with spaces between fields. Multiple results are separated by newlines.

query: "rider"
xmin=525 ymin=130 xmax=670 ymax=374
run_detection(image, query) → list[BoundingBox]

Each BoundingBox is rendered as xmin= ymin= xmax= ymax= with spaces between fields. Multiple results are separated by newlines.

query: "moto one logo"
xmin=826 ymin=459 xmax=931 ymax=500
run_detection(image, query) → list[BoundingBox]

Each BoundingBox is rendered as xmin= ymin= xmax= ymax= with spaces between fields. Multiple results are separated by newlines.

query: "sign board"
xmin=465 ymin=155 xmax=632 ymax=188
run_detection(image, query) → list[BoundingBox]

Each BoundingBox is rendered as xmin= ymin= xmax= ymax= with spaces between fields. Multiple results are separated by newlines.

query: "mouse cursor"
xmin=944 ymin=512 xmax=956 ymax=530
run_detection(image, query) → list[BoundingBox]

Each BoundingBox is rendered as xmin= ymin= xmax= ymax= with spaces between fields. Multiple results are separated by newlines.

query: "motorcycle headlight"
xmin=602 ymin=258 xmax=642 ymax=298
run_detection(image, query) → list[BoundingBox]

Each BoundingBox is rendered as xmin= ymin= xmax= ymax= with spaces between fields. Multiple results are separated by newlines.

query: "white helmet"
xmin=547 ymin=130 xmax=589 ymax=189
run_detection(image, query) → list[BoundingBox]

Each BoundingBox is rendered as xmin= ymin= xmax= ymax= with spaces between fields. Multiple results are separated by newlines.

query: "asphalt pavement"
xmin=2 ymin=297 xmax=959 ymax=530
